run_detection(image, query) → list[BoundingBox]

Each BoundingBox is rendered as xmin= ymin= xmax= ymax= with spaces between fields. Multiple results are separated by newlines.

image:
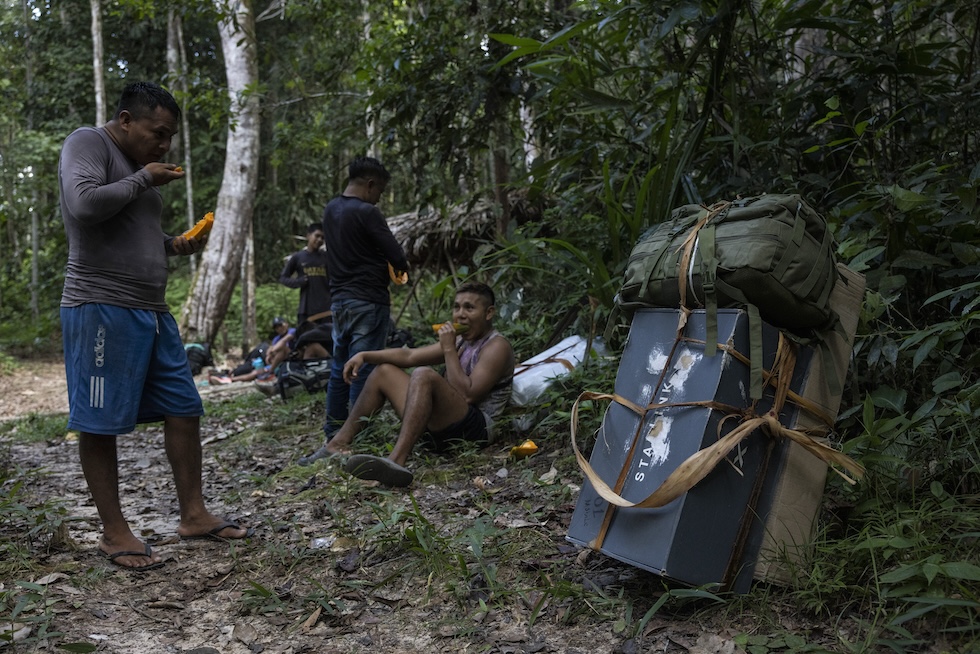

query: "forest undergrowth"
xmin=0 ymin=353 xmax=976 ymax=654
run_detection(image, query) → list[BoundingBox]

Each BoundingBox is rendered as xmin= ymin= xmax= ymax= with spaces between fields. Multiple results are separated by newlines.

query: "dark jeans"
xmin=324 ymin=299 xmax=390 ymax=437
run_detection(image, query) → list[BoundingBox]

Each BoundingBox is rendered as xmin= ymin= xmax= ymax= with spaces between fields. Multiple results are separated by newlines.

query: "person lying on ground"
xmin=210 ymin=323 xmax=332 ymax=393
xmin=208 ymin=366 xmax=276 ymax=385
xmin=209 ymin=316 xmax=297 ymax=385
xmin=297 ymin=282 xmax=515 ymax=487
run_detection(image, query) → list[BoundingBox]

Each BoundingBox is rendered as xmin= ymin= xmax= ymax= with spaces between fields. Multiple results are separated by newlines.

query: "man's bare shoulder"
xmin=482 ymin=332 xmax=516 ymax=367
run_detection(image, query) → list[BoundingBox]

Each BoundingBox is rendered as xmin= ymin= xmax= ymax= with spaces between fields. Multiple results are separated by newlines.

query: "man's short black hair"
xmin=456 ymin=281 xmax=495 ymax=307
xmin=307 ymin=223 xmax=322 ymax=235
xmin=114 ymin=81 xmax=181 ymax=121
xmin=348 ymin=156 xmax=391 ymax=183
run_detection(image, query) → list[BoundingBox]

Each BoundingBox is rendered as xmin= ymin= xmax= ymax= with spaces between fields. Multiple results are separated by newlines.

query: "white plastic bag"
xmin=510 ymin=336 xmax=605 ymax=431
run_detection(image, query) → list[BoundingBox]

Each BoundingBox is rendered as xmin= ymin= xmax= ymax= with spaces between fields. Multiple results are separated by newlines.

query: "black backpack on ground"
xmin=231 ymin=341 xmax=271 ymax=377
xmin=387 ymin=327 xmax=415 ymax=349
xmin=276 ymin=357 xmax=331 ymax=400
xmin=184 ymin=343 xmax=214 ymax=375
xmin=294 ymin=322 xmax=333 ymax=353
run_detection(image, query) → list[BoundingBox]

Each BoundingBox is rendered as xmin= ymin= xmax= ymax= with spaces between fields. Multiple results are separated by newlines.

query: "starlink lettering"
xmin=634 ymin=352 xmax=694 ymax=482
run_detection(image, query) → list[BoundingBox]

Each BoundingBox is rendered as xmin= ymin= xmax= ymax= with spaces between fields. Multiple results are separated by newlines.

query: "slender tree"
xmin=90 ymin=0 xmax=105 ymax=126
xmin=166 ymin=6 xmax=199 ymax=278
xmin=180 ymin=0 xmax=259 ymax=346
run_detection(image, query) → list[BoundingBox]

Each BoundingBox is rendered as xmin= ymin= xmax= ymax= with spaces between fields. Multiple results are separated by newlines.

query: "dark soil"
xmin=0 ymin=360 xmax=948 ymax=654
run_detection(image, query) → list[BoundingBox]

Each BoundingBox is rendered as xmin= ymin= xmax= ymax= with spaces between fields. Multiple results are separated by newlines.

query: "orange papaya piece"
xmin=388 ymin=263 xmax=408 ymax=285
xmin=431 ymin=322 xmax=469 ymax=334
xmin=510 ymin=440 xmax=539 ymax=458
xmin=182 ymin=212 xmax=214 ymax=240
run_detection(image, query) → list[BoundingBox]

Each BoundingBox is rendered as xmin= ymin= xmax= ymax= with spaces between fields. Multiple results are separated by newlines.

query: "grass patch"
xmin=0 ymin=413 xmax=71 ymax=444
xmin=0 ymin=442 xmax=76 ymax=650
xmin=0 ymin=350 xmax=19 ymax=376
xmin=2 ymin=328 xmax=978 ymax=652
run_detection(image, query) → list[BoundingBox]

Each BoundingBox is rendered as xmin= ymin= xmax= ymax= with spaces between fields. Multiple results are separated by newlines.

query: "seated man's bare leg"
xmin=165 ymin=416 xmax=249 ymax=540
xmin=324 ymin=363 xmax=412 ymax=454
xmin=230 ymin=369 xmax=259 ymax=383
xmin=388 ymin=367 xmax=470 ymax=467
xmin=266 ymin=347 xmax=286 ymax=371
xmin=302 ymin=342 xmax=329 ymax=358
xmin=79 ymin=433 xmax=162 ymax=569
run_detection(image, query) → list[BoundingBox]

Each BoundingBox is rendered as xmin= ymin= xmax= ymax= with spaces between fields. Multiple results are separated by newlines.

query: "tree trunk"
xmin=180 ymin=0 xmax=259 ymax=345
xmin=167 ymin=8 xmax=198 ymax=278
xmin=29 ymin=196 xmax=38 ymax=320
xmin=519 ymin=98 xmax=540 ymax=172
xmin=240 ymin=220 xmax=256 ymax=353
xmin=361 ymin=0 xmax=377 ymax=156
xmin=493 ymin=122 xmax=510 ymax=235
xmin=90 ymin=0 xmax=105 ymax=125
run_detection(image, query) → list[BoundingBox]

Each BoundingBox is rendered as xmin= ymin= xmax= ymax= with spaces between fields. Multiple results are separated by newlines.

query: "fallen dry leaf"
xmin=301 ymin=606 xmax=322 ymax=631
xmin=232 ymin=622 xmax=259 ymax=645
xmin=34 ymin=572 xmax=69 ymax=585
xmin=538 ymin=466 xmax=559 ymax=483
xmin=0 ymin=622 xmax=31 ymax=643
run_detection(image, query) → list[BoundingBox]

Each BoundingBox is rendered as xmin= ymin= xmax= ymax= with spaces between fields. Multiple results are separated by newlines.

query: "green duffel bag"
xmin=614 ymin=194 xmax=841 ymax=397
xmin=619 ymin=194 xmax=839 ymax=333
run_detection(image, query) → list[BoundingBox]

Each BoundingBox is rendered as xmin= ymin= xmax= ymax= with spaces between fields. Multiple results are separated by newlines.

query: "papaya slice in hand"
xmin=388 ymin=263 xmax=408 ymax=285
xmin=182 ymin=212 xmax=214 ymax=240
xmin=432 ymin=322 xmax=468 ymax=334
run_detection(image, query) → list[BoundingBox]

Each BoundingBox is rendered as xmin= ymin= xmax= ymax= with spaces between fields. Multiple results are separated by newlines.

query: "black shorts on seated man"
xmin=297 ymin=281 xmax=515 ymax=487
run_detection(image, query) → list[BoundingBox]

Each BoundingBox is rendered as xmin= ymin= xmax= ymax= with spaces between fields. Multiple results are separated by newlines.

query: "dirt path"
xmin=0 ymin=361 xmax=946 ymax=654
xmin=0 ymin=359 xmax=69 ymax=419
xmin=0 ymin=361 xmax=738 ymax=654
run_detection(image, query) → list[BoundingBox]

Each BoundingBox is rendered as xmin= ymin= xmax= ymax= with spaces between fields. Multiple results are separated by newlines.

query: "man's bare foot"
xmin=99 ymin=535 xmax=163 ymax=571
xmin=325 ymin=443 xmax=351 ymax=456
xmin=297 ymin=444 xmax=348 ymax=466
xmin=178 ymin=517 xmax=252 ymax=541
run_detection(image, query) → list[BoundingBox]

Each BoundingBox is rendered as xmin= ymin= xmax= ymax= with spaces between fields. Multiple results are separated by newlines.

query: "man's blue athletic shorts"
xmin=61 ymin=304 xmax=204 ymax=435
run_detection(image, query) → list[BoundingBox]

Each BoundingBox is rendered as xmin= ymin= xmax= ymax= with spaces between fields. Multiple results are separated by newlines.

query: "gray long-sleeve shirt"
xmin=59 ymin=126 xmax=173 ymax=311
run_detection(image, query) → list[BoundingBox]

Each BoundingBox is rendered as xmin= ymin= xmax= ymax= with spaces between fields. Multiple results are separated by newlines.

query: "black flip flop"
xmin=344 ymin=454 xmax=414 ymax=487
xmin=104 ymin=542 xmax=165 ymax=572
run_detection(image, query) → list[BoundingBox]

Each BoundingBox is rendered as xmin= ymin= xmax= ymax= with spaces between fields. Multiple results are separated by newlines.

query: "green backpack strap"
xmin=677 ymin=206 xmax=709 ymax=310
xmin=820 ymin=319 xmax=849 ymax=399
xmin=700 ymin=221 xmax=718 ymax=353
xmin=819 ymin=338 xmax=842 ymax=400
xmin=677 ymin=201 xmax=729 ymax=355
xmin=709 ymin=268 xmax=765 ymax=399
xmin=603 ymin=304 xmax=623 ymax=343
xmin=771 ymin=209 xmax=806 ymax=282
xmin=746 ymin=304 xmax=765 ymax=400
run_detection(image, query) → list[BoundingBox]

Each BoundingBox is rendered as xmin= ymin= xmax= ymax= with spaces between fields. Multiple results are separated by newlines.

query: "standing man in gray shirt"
xmin=59 ymin=81 xmax=250 ymax=572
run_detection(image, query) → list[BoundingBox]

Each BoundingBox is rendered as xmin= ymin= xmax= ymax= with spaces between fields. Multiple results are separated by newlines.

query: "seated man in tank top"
xmin=297 ymin=281 xmax=515 ymax=487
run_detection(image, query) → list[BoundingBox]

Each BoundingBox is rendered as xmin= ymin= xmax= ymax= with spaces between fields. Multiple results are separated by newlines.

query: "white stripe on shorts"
xmin=89 ymin=376 xmax=104 ymax=409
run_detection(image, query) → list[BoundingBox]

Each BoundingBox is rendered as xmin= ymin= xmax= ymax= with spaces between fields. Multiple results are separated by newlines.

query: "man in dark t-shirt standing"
xmin=298 ymin=156 xmax=408 ymax=466
xmin=279 ymin=223 xmax=330 ymax=326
